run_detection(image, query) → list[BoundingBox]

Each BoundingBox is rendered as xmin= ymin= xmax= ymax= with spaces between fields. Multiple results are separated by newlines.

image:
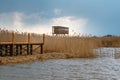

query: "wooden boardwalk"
xmin=0 ymin=33 xmax=45 ymax=56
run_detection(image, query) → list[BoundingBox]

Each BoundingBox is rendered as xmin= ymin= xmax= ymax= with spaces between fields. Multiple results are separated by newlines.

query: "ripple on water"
xmin=0 ymin=58 xmax=120 ymax=80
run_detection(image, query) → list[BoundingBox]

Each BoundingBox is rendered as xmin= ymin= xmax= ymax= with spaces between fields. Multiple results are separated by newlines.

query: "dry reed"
xmin=44 ymin=35 xmax=99 ymax=58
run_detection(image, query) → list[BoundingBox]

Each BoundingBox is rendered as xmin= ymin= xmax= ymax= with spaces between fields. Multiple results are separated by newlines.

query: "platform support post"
xmin=30 ymin=44 xmax=33 ymax=55
xmin=20 ymin=45 xmax=22 ymax=55
xmin=10 ymin=44 xmax=14 ymax=56
xmin=5 ymin=45 xmax=8 ymax=56
xmin=41 ymin=45 xmax=43 ymax=54
xmin=27 ymin=44 xmax=29 ymax=55
xmin=0 ymin=44 xmax=3 ymax=56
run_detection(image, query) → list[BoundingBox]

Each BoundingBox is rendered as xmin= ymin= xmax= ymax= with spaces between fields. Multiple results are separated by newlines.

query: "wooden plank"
xmin=14 ymin=42 xmax=28 ymax=45
xmin=0 ymin=42 xmax=43 ymax=45
xmin=0 ymin=42 xmax=13 ymax=45
xmin=30 ymin=43 xmax=43 ymax=45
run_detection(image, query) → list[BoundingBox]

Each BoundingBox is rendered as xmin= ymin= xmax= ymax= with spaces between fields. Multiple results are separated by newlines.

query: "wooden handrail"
xmin=1 ymin=32 xmax=45 ymax=44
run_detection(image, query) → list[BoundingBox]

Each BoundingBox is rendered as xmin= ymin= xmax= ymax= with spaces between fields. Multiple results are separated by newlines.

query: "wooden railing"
xmin=0 ymin=32 xmax=45 ymax=56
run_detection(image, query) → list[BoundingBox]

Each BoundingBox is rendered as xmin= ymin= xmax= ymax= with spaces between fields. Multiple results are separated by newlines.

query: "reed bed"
xmin=100 ymin=36 xmax=120 ymax=47
xmin=44 ymin=35 xmax=99 ymax=58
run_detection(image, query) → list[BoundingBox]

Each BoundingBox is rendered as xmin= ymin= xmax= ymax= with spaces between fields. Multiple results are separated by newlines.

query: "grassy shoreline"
xmin=0 ymin=52 xmax=96 ymax=65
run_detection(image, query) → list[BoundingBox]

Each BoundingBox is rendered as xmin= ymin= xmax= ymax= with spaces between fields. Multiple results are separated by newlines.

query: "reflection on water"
xmin=0 ymin=58 xmax=120 ymax=80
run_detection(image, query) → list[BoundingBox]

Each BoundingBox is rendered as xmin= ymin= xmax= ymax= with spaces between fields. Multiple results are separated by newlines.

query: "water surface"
xmin=0 ymin=57 xmax=120 ymax=80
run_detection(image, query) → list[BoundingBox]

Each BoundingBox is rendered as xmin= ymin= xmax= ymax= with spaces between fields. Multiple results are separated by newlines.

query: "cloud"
xmin=0 ymin=12 xmax=14 ymax=30
xmin=13 ymin=12 xmax=24 ymax=31
xmin=0 ymin=12 xmax=88 ymax=35
xmin=0 ymin=12 xmax=24 ymax=31
xmin=54 ymin=8 xmax=62 ymax=15
xmin=51 ymin=16 xmax=88 ymax=34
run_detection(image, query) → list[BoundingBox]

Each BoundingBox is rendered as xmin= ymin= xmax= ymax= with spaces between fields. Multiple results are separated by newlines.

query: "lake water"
xmin=0 ymin=58 xmax=120 ymax=80
xmin=0 ymin=48 xmax=120 ymax=80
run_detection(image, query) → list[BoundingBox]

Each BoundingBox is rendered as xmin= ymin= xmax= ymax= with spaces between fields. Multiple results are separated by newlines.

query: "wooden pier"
xmin=0 ymin=33 xmax=45 ymax=56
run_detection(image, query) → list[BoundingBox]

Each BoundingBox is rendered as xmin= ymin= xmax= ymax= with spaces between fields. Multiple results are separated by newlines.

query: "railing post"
xmin=27 ymin=33 xmax=30 ymax=55
xmin=12 ymin=32 xmax=15 ymax=44
xmin=28 ymin=33 xmax=30 ymax=44
xmin=11 ymin=32 xmax=15 ymax=56
xmin=43 ymin=34 xmax=45 ymax=44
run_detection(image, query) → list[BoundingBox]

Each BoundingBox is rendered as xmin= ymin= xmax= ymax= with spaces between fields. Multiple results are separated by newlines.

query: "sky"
xmin=0 ymin=0 xmax=120 ymax=36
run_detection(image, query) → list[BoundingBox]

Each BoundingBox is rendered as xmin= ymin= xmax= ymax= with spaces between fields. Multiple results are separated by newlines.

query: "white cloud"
xmin=0 ymin=12 xmax=88 ymax=35
xmin=13 ymin=12 xmax=24 ymax=31
xmin=54 ymin=8 xmax=62 ymax=15
xmin=51 ymin=16 xmax=88 ymax=34
xmin=0 ymin=12 xmax=14 ymax=30
xmin=0 ymin=12 xmax=24 ymax=31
